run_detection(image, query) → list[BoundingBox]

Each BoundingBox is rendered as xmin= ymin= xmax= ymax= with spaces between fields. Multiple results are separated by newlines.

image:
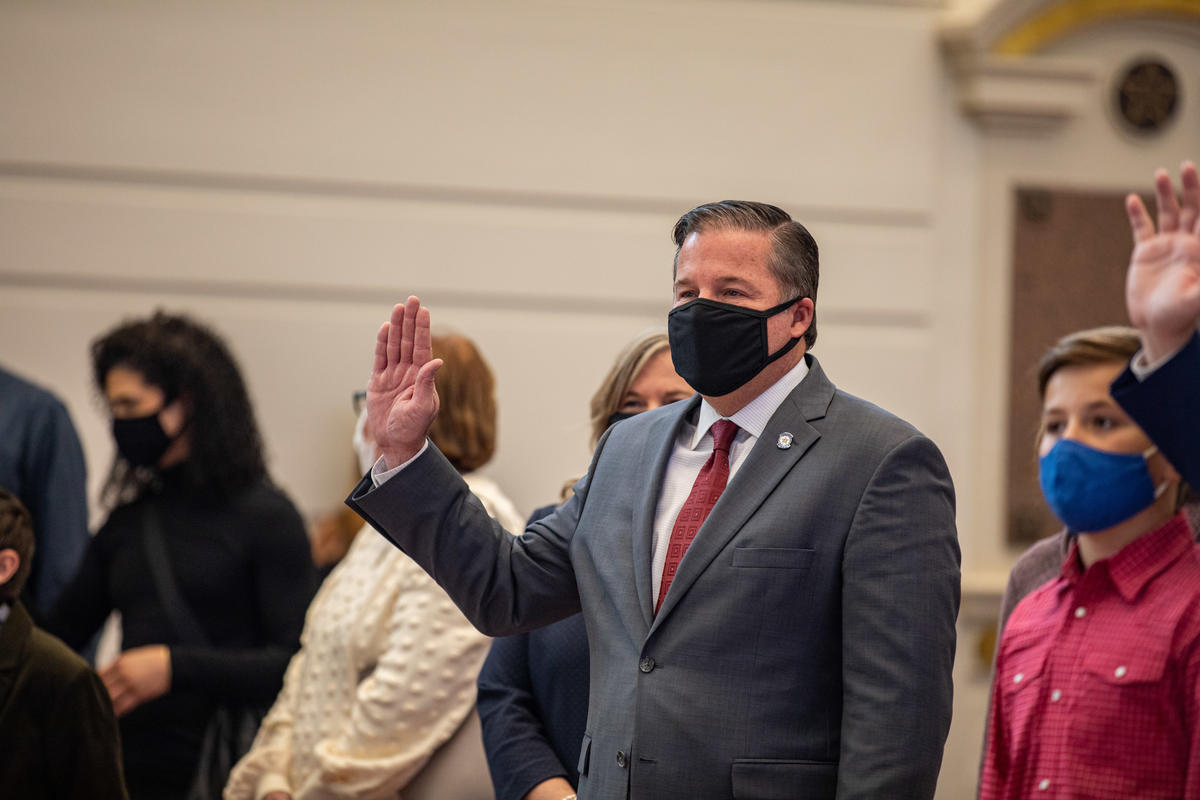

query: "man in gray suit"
xmin=348 ymin=201 xmax=960 ymax=800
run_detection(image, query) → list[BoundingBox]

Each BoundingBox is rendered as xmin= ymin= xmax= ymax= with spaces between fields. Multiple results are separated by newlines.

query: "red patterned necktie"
xmin=656 ymin=418 xmax=739 ymax=615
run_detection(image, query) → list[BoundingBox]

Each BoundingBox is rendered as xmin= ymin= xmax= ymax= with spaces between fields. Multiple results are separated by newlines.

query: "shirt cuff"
xmin=369 ymin=440 xmax=429 ymax=487
xmin=1130 ymin=341 xmax=1188 ymax=381
xmin=255 ymin=772 xmax=291 ymax=800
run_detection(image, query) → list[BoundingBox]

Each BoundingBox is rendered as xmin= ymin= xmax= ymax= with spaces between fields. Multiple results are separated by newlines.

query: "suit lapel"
xmin=631 ymin=396 xmax=701 ymax=629
xmin=650 ymin=356 xmax=836 ymax=632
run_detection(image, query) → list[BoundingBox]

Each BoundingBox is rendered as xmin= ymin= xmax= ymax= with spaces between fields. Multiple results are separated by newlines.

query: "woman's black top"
xmin=46 ymin=468 xmax=317 ymax=799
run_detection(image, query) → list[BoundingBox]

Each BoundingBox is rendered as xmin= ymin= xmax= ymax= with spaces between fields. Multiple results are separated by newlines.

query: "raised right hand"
xmin=1125 ymin=161 xmax=1200 ymax=362
xmin=366 ymin=296 xmax=443 ymax=469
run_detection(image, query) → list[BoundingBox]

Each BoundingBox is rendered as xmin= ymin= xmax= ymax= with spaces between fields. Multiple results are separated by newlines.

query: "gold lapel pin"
xmin=776 ymin=432 xmax=794 ymax=450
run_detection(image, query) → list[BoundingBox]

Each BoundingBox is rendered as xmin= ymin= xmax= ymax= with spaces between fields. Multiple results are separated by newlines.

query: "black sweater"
xmin=46 ymin=469 xmax=317 ymax=798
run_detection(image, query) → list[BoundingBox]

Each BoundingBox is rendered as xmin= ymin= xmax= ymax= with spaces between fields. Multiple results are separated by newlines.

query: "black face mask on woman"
xmin=112 ymin=412 xmax=174 ymax=468
xmin=606 ymin=410 xmax=639 ymax=429
xmin=667 ymin=295 xmax=804 ymax=397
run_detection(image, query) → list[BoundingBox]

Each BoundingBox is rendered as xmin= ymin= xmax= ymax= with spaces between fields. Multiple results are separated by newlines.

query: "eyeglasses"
xmin=352 ymin=390 xmax=367 ymax=417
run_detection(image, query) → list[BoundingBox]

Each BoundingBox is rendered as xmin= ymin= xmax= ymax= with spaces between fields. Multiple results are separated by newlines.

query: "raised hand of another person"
xmin=367 ymin=296 xmax=443 ymax=469
xmin=1125 ymin=161 xmax=1200 ymax=362
xmin=99 ymin=644 xmax=171 ymax=717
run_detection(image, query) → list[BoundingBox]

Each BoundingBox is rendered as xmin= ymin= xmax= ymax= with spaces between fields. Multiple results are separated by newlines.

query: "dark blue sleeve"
xmin=22 ymin=396 xmax=89 ymax=616
xmin=1112 ymin=331 xmax=1200 ymax=489
xmin=477 ymin=632 xmax=571 ymax=800
xmin=476 ymin=502 xmax=572 ymax=800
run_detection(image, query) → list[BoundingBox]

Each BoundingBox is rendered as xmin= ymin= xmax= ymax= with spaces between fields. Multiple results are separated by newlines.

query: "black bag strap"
xmin=141 ymin=500 xmax=211 ymax=647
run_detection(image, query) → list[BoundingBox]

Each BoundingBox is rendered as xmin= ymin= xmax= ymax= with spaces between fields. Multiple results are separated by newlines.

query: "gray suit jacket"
xmin=347 ymin=355 xmax=960 ymax=800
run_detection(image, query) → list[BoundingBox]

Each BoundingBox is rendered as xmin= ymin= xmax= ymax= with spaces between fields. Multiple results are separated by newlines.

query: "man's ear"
xmin=0 ymin=549 xmax=20 ymax=589
xmin=789 ymin=298 xmax=815 ymax=340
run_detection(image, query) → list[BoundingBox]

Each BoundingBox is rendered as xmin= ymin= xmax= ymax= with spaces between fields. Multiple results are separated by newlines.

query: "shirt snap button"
xmin=1074 ymin=606 xmax=1087 ymax=618
xmin=1013 ymin=673 xmax=1024 ymax=684
xmin=1038 ymin=778 xmax=1051 ymax=791
xmin=1114 ymin=665 xmax=1127 ymax=679
xmin=1050 ymin=689 xmax=1062 ymax=702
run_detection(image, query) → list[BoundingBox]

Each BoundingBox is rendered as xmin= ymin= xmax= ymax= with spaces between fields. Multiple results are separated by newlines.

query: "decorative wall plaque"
xmin=1115 ymin=58 xmax=1179 ymax=134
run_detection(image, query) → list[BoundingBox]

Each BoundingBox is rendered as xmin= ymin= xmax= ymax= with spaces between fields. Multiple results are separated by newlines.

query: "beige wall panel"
xmin=0 ymin=177 xmax=938 ymax=317
xmin=814 ymin=324 xmax=938 ymax=440
xmin=0 ymin=0 xmax=940 ymax=214
xmin=0 ymin=177 xmax=675 ymax=307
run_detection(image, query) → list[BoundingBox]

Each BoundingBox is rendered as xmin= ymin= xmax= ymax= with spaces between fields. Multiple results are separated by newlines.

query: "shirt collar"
xmin=691 ymin=356 xmax=810 ymax=448
xmin=1060 ymin=512 xmax=1195 ymax=602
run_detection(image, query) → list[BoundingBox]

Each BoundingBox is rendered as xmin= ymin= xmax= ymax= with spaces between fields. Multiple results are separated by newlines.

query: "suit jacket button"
xmin=639 ymin=657 xmax=655 ymax=673
xmin=616 ymin=750 xmax=628 ymax=768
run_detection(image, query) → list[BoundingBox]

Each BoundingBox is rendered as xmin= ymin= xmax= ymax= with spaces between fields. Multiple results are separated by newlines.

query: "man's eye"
xmin=1043 ymin=420 xmax=1064 ymax=435
xmin=1092 ymin=416 xmax=1117 ymax=431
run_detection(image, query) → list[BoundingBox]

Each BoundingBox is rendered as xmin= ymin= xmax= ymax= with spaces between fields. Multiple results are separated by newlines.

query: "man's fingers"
xmin=373 ymin=322 xmax=390 ymax=376
xmin=413 ymin=306 xmax=433 ymax=366
xmin=400 ymin=296 xmax=420 ymax=367
xmin=386 ymin=304 xmax=405 ymax=370
xmin=1155 ymin=168 xmax=1180 ymax=232
xmin=1127 ymin=193 xmax=1154 ymax=242
xmin=1180 ymin=161 xmax=1200 ymax=233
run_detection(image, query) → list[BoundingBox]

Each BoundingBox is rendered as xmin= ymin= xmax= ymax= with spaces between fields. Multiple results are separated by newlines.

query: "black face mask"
xmin=667 ymin=296 xmax=804 ymax=397
xmin=606 ymin=410 xmax=639 ymax=430
xmin=112 ymin=412 xmax=174 ymax=468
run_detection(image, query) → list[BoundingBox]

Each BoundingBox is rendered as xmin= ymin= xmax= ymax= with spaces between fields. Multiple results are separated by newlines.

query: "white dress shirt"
xmin=649 ymin=357 xmax=809 ymax=601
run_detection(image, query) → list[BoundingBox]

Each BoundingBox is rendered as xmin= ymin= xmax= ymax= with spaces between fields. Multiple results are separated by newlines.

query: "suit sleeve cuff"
xmin=370 ymin=440 xmax=429 ymax=487
xmin=1129 ymin=341 xmax=1189 ymax=381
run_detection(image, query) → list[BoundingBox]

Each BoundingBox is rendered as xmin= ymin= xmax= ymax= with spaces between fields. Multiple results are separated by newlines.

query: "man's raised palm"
xmin=366 ymin=296 xmax=442 ymax=469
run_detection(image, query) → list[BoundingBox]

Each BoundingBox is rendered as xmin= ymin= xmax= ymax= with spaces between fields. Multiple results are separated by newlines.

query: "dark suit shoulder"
xmin=825 ymin=387 xmax=929 ymax=448
xmin=25 ymin=624 xmax=94 ymax=686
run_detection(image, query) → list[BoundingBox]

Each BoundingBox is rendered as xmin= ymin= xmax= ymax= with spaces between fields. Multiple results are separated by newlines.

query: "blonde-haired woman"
xmin=225 ymin=333 xmax=523 ymax=800
xmin=476 ymin=331 xmax=692 ymax=800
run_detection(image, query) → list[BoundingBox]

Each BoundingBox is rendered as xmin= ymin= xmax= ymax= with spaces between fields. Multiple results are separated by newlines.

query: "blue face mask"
xmin=1038 ymin=439 xmax=1167 ymax=534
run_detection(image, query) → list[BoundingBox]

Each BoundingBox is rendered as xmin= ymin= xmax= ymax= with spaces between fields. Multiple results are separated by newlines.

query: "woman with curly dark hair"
xmin=46 ymin=311 xmax=317 ymax=800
